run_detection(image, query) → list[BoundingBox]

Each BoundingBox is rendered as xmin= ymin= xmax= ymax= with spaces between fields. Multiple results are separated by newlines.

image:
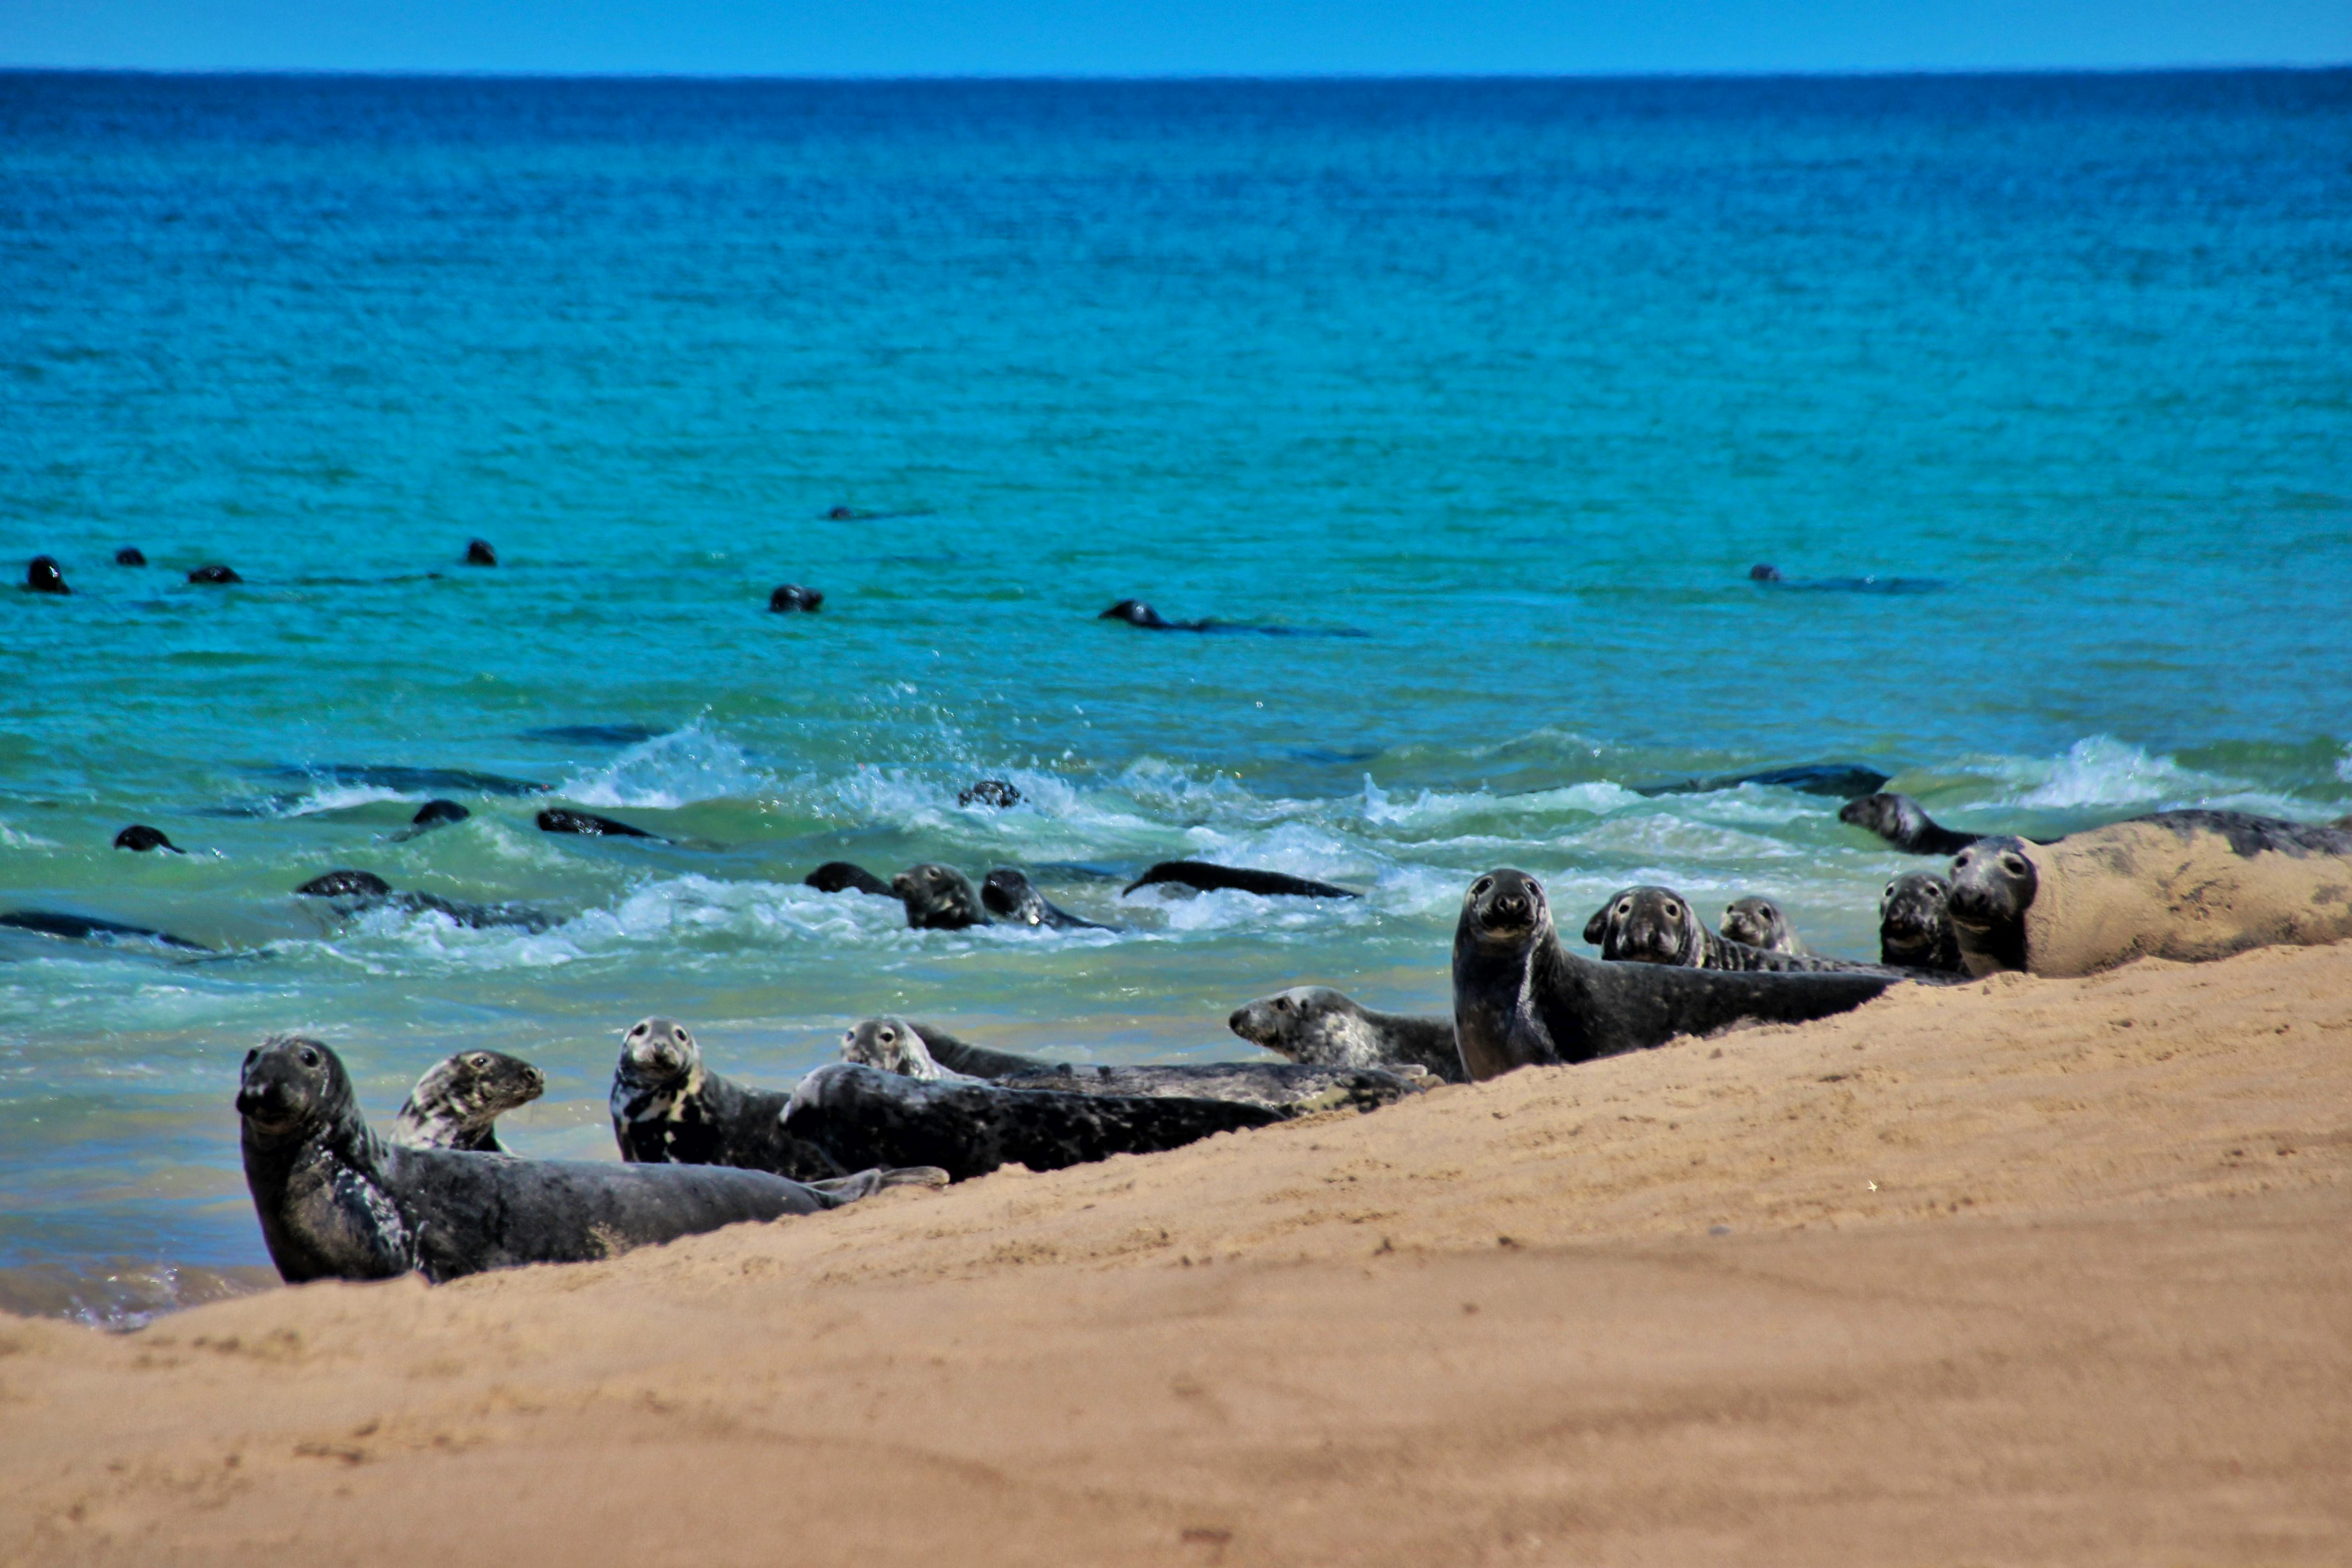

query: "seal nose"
xmin=1227 ymin=1005 xmax=1255 ymax=1035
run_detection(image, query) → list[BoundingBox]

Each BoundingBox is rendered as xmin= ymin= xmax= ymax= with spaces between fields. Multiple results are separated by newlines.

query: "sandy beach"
xmin=5 ymin=942 xmax=2348 ymax=1565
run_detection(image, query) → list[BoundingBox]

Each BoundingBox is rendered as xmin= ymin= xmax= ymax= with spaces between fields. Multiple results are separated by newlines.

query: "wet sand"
xmin=5 ymin=943 xmax=2348 ymax=1565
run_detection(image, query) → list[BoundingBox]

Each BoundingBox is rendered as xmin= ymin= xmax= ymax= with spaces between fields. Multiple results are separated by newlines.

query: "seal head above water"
xmin=25 ymin=556 xmax=69 ymax=595
xmin=187 ymin=564 xmax=242 ymax=585
xmin=114 ymin=824 xmax=183 ymax=854
xmin=892 ymin=863 xmax=990 ymax=930
xmin=464 ymin=539 xmax=497 ymax=566
xmin=769 ymin=584 xmax=823 ymax=613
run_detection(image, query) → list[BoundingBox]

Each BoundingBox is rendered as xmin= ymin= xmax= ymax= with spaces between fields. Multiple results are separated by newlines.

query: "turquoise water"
xmin=5 ymin=70 xmax=2350 ymax=1321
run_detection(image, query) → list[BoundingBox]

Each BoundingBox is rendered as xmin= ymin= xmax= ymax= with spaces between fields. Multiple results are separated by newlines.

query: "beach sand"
xmin=4 ymin=943 xmax=2348 ymax=1565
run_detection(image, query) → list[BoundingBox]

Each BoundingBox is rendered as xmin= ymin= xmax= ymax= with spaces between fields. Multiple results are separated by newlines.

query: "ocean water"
xmin=5 ymin=70 xmax=2350 ymax=1324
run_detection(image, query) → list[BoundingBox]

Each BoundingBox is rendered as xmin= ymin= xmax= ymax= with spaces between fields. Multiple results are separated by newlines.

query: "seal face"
xmin=609 ymin=1015 xmax=846 ymax=1180
xmin=1121 ymin=861 xmax=1359 ymax=899
xmin=1226 ymin=985 xmax=1465 ymax=1083
xmin=842 ymin=1018 xmax=966 ymax=1081
xmin=768 ymin=584 xmax=823 ymax=613
xmin=806 ymin=861 xmax=894 ymax=897
xmin=958 ymin=778 xmax=1020 ymax=809
xmin=114 ymin=547 xmax=146 ymax=567
xmin=187 ymin=564 xmax=242 ymax=585
xmin=1720 ymin=897 xmax=1797 ymax=953
xmin=1879 ymin=871 xmax=1964 ymax=972
xmin=538 ymin=807 xmax=657 ymax=839
xmin=113 ymin=824 xmax=182 ymax=854
xmin=388 ymin=1050 xmax=547 ymax=1152
xmin=1584 ymin=886 xmax=1706 ymax=964
xmin=892 ymin=863 xmax=990 ymax=930
xmin=25 ymin=556 xmax=69 ymax=595
xmin=1840 ymin=792 xmax=1982 ymax=856
xmin=980 ymin=868 xmax=1111 ymax=930
xmin=464 ymin=539 xmax=497 ymax=566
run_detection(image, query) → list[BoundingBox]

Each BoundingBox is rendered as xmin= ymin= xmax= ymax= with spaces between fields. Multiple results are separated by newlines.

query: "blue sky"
xmin=1 ymin=0 xmax=2346 ymax=75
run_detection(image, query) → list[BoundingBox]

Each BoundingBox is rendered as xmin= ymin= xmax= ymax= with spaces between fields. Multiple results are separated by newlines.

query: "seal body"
xmin=0 ymin=910 xmax=211 ymax=951
xmin=1583 ymin=885 xmax=1893 ymax=974
xmin=1228 ymin=986 xmax=1465 ymax=1083
xmin=187 ymin=564 xmax=242 ymax=585
xmin=1453 ymin=869 xmax=1894 ymax=1081
xmin=464 ymin=539 xmax=497 ymax=566
xmin=114 ymin=547 xmax=146 ymax=567
xmin=294 ymin=869 xmax=552 ymax=932
xmin=807 ymin=861 xmax=894 ymax=897
xmin=958 ymin=778 xmax=1020 ymax=808
xmin=238 ymin=1036 xmax=898 ymax=1285
xmin=1947 ymin=812 xmax=2352 ymax=978
xmin=1635 ymin=764 xmax=1889 ymax=800
xmin=892 ymin=863 xmax=989 ymax=930
xmin=114 ymin=824 xmax=182 ymax=854
xmin=610 ymin=1017 xmax=849 ymax=1179
xmin=538 ymin=807 xmax=658 ymax=839
xmin=1879 ymin=871 xmax=1965 ymax=973
xmin=1123 ymin=861 xmax=1358 ymax=899
xmin=1719 ymin=897 xmax=1799 ymax=954
xmin=981 ymin=869 xmax=1111 ymax=930
xmin=25 ymin=556 xmax=69 ymax=595
xmin=769 ymin=584 xmax=822 ymax=612
xmin=1101 ymin=598 xmax=1198 ymax=630
xmin=1840 ymin=792 xmax=1983 ymax=855
xmin=388 ymin=1050 xmax=547 ymax=1152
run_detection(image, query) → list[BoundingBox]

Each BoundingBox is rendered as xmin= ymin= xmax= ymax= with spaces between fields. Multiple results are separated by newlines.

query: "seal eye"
xmin=2000 ymin=853 xmax=2029 ymax=875
xmin=1615 ymin=899 xmax=1631 ymax=918
xmin=1885 ymin=883 xmax=1895 ymax=898
xmin=629 ymin=1023 xmax=647 ymax=1038
xmin=1663 ymin=902 xmax=1681 ymax=920
xmin=1273 ymin=997 xmax=1290 ymax=1012
xmin=1470 ymin=876 xmax=1493 ymax=898
xmin=878 ymin=1028 xmax=896 ymax=1044
xmin=1954 ymin=851 xmax=1971 ymax=868
xmin=469 ymin=1054 xmax=489 ymax=1070
xmin=298 ymin=1047 xmax=320 ymax=1067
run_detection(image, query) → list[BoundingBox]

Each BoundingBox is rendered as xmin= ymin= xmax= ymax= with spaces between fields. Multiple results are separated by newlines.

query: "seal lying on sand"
xmin=388 ymin=1050 xmax=547 ymax=1152
xmin=293 ymin=869 xmax=552 ymax=932
xmin=1840 ymin=792 xmax=1985 ymax=855
xmin=893 ymin=863 xmax=990 ymax=930
xmin=1583 ymin=886 xmax=1900 ymax=975
xmin=1719 ymin=897 xmax=1799 ymax=954
xmin=807 ymin=861 xmax=895 ymax=897
xmin=1454 ymin=869 xmax=1894 ymax=1081
xmin=537 ymin=807 xmax=661 ymax=840
xmin=239 ymin=1036 xmax=929 ymax=1285
xmin=114 ymin=825 xmax=183 ymax=854
xmin=1947 ymin=812 xmax=2352 ymax=978
xmin=842 ymin=1017 xmax=1422 ymax=1111
xmin=1123 ymin=861 xmax=1359 ymax=899
xmin=1227 ymin=986 xmax=1465 ymax=1083
xmin=981 ymin=869 xmax=1114 ymax=930
xmin=1879 ymin=871 xmax=1965 ymax=973
xmin=0 ymin=910 xmax=211 ymax=952
xmin=615 ymin=1016 xmax=1282 ymax=1182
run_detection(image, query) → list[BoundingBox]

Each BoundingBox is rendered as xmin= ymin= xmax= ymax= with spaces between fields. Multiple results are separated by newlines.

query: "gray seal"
xmin=806 ymin=861 xmax=895 ymax=897
xmin=0 ymin=909 xmax=211 ymax=952
xmin=293 ymin=869 xmax=553 ymax=932
xmin=1583 ymin=885 xmax=1898 ymax=975
xmin=1453 ymin=869 xmax=1895 ymax=1081
xmin=611 ymin=1016 xmax=852 ymax=1177
xmin=1227 ymin=986 xmax=1465 ymax=1083
xmin=1122 ymin=861 xmax=1359 ymax=899
xmin=538 ymin=807 xmax=662 ymax=840
xmin=1839 ymin=792 xmax=1984 ymax=855
xmin=464 ymin=539 xmax=497 ymax=566
xmin=114 ymin=824 xmax=183 ymax=854
xmin=1718 ymin=897 xmax=1799 ymax=954
xmin=114 ymin=547 xmax=146 ymax=567
xmin=392 ymin=799 xmax=471 ymax=840
xmin=1878 ymin=871 xmax=1964 ymax=973
xmin=187 ymin=564 xmax=242 ymax=585
xmin=236 ymin=1035 xmax=924 ymax=1285
xmin=958 ymin=779 xmax=1021 ymax=808
xmin=387 ymin=1050 xmax=547 ymax=1152
xmin=768 ymin=584 xmax=823 ymax=613
xmin=25 ymin=556 xmax=69 ymax=595
xmin=980 ymin=869 xmax=1114 ymax=930
xmin=892 ymin=863 xmax=989 ymax=930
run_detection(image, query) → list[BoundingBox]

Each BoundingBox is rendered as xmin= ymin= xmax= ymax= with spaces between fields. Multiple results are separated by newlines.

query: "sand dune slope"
xmin=4 ymin=944 xmax=2349 ymax=1565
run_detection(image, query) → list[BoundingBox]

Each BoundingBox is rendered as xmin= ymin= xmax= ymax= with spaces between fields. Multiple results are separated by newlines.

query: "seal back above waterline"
xmin=114 ymin=824 xmax=183 ymax=854
xmin=1122 ymin=861 xmax=1359 ymax=899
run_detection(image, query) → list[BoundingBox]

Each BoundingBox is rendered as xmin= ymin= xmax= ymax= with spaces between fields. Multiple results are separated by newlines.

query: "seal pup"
xmin=958 ymin=778 xmax=1020 ymax=808
xmin=1453 ymin=869 xmax=1894 ymax=1081
xmin=768 ymin=584 xmax=823 ymax=612
xmin=25 ymin=556 xmax=69 ymax=595
xmin=980 ymin=869 xmax=1114 ymax=931
xmin=1840 ymin=792 xmax=1984 ymax=855
xmin=1583 ymin=886 xmax=1896 ymax=974
xmin=464 ymin=539 xmax=497 ymax=566
xmin=0 ymin=910 xmax=212 ymax=952
xmin=1123 ymin=861 xmax=1359 ymax=899
xmin=238 ymin=1036 xmax=927 ymax=1285
xmin=187 ymin=564 xmax=242 ymax=585
xmin=387 ymin=1050 xmax=547 ymax=1152
xmin=538 ymin=807 xmax=661 ymax=840
xmin=1946 ymin=812 xmax=2352 ymax=979
xmin=1719 ymin=897 xmax=1800 ymax=954
xmin=892 ymin=863 xmax=990 ymax=930
xmin=114 ymin=547 xmax=146 ymax=567
xmin=114 ymin=824 xmax=183 ymax=854
xmin=807 ymin=861 xmax=895 ymax=897
xmin=1879 ymin=871 xmax=1965 ymax=973
xmin=390 ymin=799 xmax=470 ymax=840
xmin=1227 ymin=986 xmax=1465 ymax=1083
xmin=293 ymin=869 xmax=552 ymax=932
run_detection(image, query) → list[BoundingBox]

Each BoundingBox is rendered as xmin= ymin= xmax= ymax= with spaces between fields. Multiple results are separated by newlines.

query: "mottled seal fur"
xmin=239 ymin=1035 xmax=916 ymax=1285
xmin=959 ymin=778 xmax=1020 ymax=808
xmin=1840 ymin=792 xmax=1984 ymax=855
xmin=1228 ymin=986 xmax=1464 ymax=1083
xmin=1453 ymin=869 xmax=1894 ymax=1081
xmin=25 ymin=556 xmax=69 ymax=595
xmin=807 ymin=860 xmax=895 ymax=897
xmin=892 ymin=863 xmax=990 ymax=930
xmin=114 ymin=547 xmax=146 ymax=567
xmin=1123 ymin=861 xmax=1359 ymax=899
xmin=1583 ymin=885 xmax=1893 ymax=974
xmin=981 ymin=869 xmax=1113 ymax=930
xmin=464 ymin=539 xmax=497 ymax=566
xmin=1879 ymin=871 xmax=1965 ymax=973
xmin=538 ymin=807 xmax=660 ymax=840
xmin=293 ymin=868 xmax=552 ymax=932
xmin=1719 ymin=897 xmax=1799 ymax=954
xmin=609 ymin=1017 xmax=850 ymax=1178
xmin=768 ymin=584 xmax=823 ymax=612
xmin=0 ymin=910 xmax=211 ymax=952
xmin=1947 ymin=812 xmax=2352 ymax=978
xmin=388 ymin=1050 xmax=547 ymax=1152
xmin=114 ymin=824 xmax=182 ymax=854
xmin=187 ymin=564 xmax=242 ymax=585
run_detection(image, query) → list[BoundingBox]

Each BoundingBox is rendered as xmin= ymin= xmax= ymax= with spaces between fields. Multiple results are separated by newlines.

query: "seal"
xmin=464 ymin=539 xmax=497 ymax=566
xmin=892 ymin=863 xmax=989 ymax=930
xmin=25 ymin=556 xmax=69 ymax=595
xmin=1453 ymin=869 xmax=1894 ymax=1081
xmin=278 ymin=763 xmax=549 ymax=798
xmin=1100 ymin=598 xmax=1202 ymax=630
xmin=390 ymin=799 xmax=471 ymax=840
xmin=114 ymin=547 xmax=146 ymax=567
xmin=1879 ymin=870 xmax=1965 ymax=973
xmin=888 ymin=1020 xmax=1054 ymax=1079
xmin=0 ymin=910 xmax=212 ymax=951
xmin=1946 ymin=811 xmax=2352 ymax=978
xmin=238 ymin=1035 xmax=928 ymax=1285
xmin=1123 ymin=861 xmax=1359 ymax=899
xmin=1636 ymin=764 xmax=1890 ymax=800
xmin=1227 ymin=986 xmax=1465 ymax=1083
xmin=1582 ymin=885 xmax=1895 ymax=974
xmin=769 ymin=584 xmax=823 ymax=613
xmin=958 ymin=778 xmax=1020 ymax=808
xmin=1719 ymin=896 xmax=1799 ymax=954
xmin=1840 ymin=792 xmax=1983 ymax=855
xmin=538 ymin=807 xmax=660 ymax=840
xmin=113 ymin=824 xmax=183 ymax=854
xmin=980 ymin=869 xmax=1113 ymax=930
xmin=806 ymin=861 xmax=895 ymax=897
xmin=293 ymin=869 xmax=553 ymax=932
xmin=387 ymin=1050 xmax=547 ymax=1152
xmin=610 ymin=1017 xmax=849 ymax=1177
xmin=187 ymin=564 xmax=242 ymax=585
xmin=1748 ymin=563 xmax=1782 ymax=582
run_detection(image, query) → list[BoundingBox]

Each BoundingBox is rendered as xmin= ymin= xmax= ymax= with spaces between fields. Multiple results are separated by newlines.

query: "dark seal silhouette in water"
xmin=390 ymin=799 xmax=471 ymax=841
xmin=0 ymin=910 xmax=212 ymax=952
xmin=25 ymin=556 xmax=69 ymax=595
xmin=113 ymin=824 xmax=183 ymax=854
xmin=187 ymin=564 xmax=242 ymax=585
xmin=388 ymin=1050 xmax=546 ymax=1153
xmin=114 ymin=547 xmax=147 ymax=567
xmin=958 ymin=778 xmax=1020 ymax=808
xmin=893 ymin=863 xmax=990 ymax=929
xmin=464 ymin=539 xmax=497 ymax=566
xmin=296 ymin=869 xmax=395 ymax=899
xmin=1840 ymin=792 xmax=1986 ymax=855
xmin=237 ymin=1035 xmax=924 ymax=1285
xmin=1635 ymin=764 xmax=1890 ymax=800
xmin=768 ymin=584 xmax=823 ymax=613
xmin=1879 ymin=871 xmax=1965 ymax=974
xmin=1583 ymin=885 xmax=1904 ymax=975
xmin=538 ymin=807 xmax=661 ymax=840
xmin=1748 ymin=563 xmax=1782 ymax=582
xmin=1100 ymin=598 xmax=1201 ymax=631
xmin=980 ymin=869 xmax=1114 ymax=931
xmin=1453 ymin=869 xmax=1893 ymax=1082
xmin=1718 ymin=897 xmax=1799 ymax=954
xmin=806 ymin=860 xmax=894 ymax=897
xmin=1227 ymin=986 xmax=1465 ymax=1083
xmin=1122 ymin=861 xmax=1359 ymax=899
xmin=293 ymin=868 xmax=552 ymax=932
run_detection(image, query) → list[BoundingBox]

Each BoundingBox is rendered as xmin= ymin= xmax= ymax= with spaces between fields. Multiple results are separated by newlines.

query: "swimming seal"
xmin=958 ymin=778 xmax=1020 ymax=808
xmin=980 ymin=869 xmax=1113 ymax=930
xmin=293 ymin=869 xmax=552 ymax=932
xmin=114 ymin=547 xmax=146 ymax=567
xmin=807 ymin=861 xmax=895 ymax=897
xmin=464 ymin=539 xmax=497 ymax=566
xmin=390 ymin=799 xmax=471 ymax=840
xmin=1840 ymin=792 xmax=1983 ymax=855
xmin=238 ymin=1035 xmax=920 ymax=1285
xmin=1748 ymin=563 xmax=1781 ymax=582
xmin=1878 ymin=871 xmax=1965 ymax=973
xmin=892 ymin=863 xmax=990 ymax=930
xmin=1122 ymin=861 xmax=1359 ymax=899
xmin=538 ymin=807 xmax=660 ymax=840
xmin=1946 ymin=812 xmax=2352 ymax=978
xmin=1583 ymin=885 xmax=1895 ymax=974
xmin=113 ymin=825 xmax=183 ymax=854
xmin=187 ymin=564 xmax=242 ymax=585
xmin=1101 ymin=598 xmax=1201 ymax=630
xmin=25 ymin=556 xmax=69 ymax=595
xmin=388 ymin=1050 xmax=547 ymax=1152
xmin=1453 ymin=869 xmax=1894 ymax=1081
xmin=0 ymin=910 xmax=212 ymax=952
xmin=1227 ymin=986 xmax=1465 ymax=1083
xmin=296 ymin=869 xmax=394 ymax=899
xmin=1719 ymin=897 xmax=1799 ymax=954
xmin=1635 ymin=764 xmax=1890 ymax=800
xmin=769 ymin=584 xmax=823 ymax=613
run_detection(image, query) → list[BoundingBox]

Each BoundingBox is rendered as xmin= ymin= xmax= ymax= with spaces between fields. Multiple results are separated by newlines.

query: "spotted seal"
xmin=293 ymin=869 xmax=552 ymax=932
xmin=1839 ymin=792 xmax=1984 ymax=855
xmin=807 ymin=861 xmax=895 ymax=897
xmin=25 ymin=556 xmax=69 ymax=595
xmin=1454 ymin=869 xmax=1894 ymax=1081
xmin=1878 ymin=871 xmax=1965 ymax=973
xmin=387 ymin=1050 xmax=547 ymax=1152
xmin=114 ymin=825 xmax=183 ymax=854
xmin=1947 ymin=812 xmax=2352 ymax=978
xmin=538 ymin=807 xmax=661 ymax=840
xmin=1227 ymin=986 xmax=1465 ymax=1083
xmin=1122 ymin=861 xmax=1359 ymax=899
xmin=238 ymin=1035 xmax=929 ymax=1285
xmin=1718 ymin=897 xmax=1799 ymax=954
xmin=980 ymin=869 xmax=1114 ymax=930
xmin=892 ymin=863 xmax=989 ymax=929
xmin=1582 ymin=885 xmax=1898 ymax=974
xmin=187 ymin=564 xmax=242 ymax=585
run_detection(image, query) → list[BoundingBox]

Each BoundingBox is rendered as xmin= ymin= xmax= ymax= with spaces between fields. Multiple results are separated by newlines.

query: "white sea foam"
xmin=278 ymin=784 xmax=412 ymax=817
xmin=2006 ymin=736 xmax=2212 ymax=809
xmin=1359 ymin=776 xmax=1639 ymax=828
xmin=558 ymin=723 xmax=768 ymax=809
